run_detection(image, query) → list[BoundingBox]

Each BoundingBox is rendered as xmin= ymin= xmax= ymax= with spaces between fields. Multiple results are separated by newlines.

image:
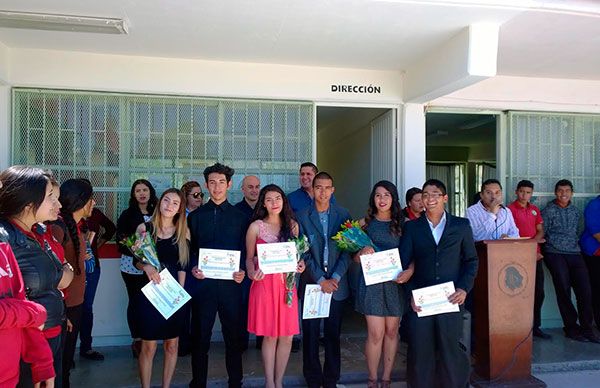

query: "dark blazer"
xmin=116 ymin=206 xmax=152 ymax=256
xmin=297 ymin=203 xmax=352 ymax=301
xmin=400 ymin=212 xmax=478 ymax=294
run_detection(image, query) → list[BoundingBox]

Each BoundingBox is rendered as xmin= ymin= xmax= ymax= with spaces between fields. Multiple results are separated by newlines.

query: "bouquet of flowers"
xmin=332 ymin=219 xmax=378 ymax=252
xmin=121 ymin=231 xmax=161 ymax=270
xmin=285 ymin=235 xmax=309 ymax=307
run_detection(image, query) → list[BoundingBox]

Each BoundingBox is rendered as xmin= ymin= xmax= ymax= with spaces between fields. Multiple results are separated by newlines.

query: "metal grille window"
xmin=506 ymin=112 xmax=600 ymax=209
xmin=12 ymin=89 xmax=314 ymax=220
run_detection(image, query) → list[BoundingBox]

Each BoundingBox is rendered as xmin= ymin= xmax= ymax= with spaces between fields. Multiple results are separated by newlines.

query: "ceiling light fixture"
xmin=0 ymin=10 xmax=128 ymax=34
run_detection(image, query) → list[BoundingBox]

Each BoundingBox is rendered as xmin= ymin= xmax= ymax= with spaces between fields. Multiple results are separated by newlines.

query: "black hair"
xmin=129 ymin=179 xmax=158 ymax=212
xmin=312 ymin=171 xmax=334 ymax=187
xmin=422 ymin=179 xmax=447 ymax=195
xmin=405 ymin=187 xmax=422 ymax=206
xmin=59 ymin=178 xmax=94 ymax=275
xmin=250 ymin=184 xmax=296 ymax=242
xmin=365 ymin=180 xmax=403 ymax=236
xmin=300 ymin=162 xmax=318 ymax=174
xmin=555 ymin=179 xmax=573 ymax=192
xmin=481 ymin=178 xmax=502 ymax=192
xmin=516 ymin=180 xmax=534 ymax=190
xmin=0 ymin=166 xmax=54 ymax=219
xmin=203 ymin=163 xmax=235 ymax=183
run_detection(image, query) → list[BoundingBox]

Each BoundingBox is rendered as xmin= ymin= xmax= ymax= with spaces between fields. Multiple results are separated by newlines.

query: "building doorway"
xmin=425 ymin=112 xmax=498 ymax=216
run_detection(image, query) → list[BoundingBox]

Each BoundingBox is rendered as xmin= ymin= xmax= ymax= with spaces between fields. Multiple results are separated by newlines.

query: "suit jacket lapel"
xmin=417 ymin=214 xmax=438 ymax=246
xmin=437 ymin=212 xmax=452 ymax=246
xmin=308 ymin=207 xmax=324 ymax=247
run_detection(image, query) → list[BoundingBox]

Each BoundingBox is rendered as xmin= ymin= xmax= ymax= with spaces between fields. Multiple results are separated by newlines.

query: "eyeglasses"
xmin=421 ymin=192 xmax=444 ymax=199
xmin=190 ymin=192 xmax=204 ymax=199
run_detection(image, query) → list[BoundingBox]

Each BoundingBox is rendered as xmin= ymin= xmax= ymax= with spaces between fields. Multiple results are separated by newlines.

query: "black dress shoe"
xmin=80 ymin=350 xmax=105 ymax=361
xmin=532 ymin=328 xmax=552 ymax=339
xmin=583 ymin=333 xmax=600 ymax=344
xmin=565 ymin=332 xmax=589 ymax=342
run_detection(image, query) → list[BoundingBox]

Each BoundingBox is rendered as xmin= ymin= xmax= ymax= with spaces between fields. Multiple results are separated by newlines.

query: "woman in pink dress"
xmin=246 ymin=184 xmax=305 ymax=388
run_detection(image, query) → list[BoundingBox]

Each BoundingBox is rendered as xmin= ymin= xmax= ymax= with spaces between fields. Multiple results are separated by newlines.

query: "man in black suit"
xmin=401 ymin=179 xmax=478 ymax=388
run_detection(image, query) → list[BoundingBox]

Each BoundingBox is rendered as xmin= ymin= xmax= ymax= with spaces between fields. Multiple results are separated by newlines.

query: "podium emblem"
xmin=498 ymin=263 xmax=528 ymax=296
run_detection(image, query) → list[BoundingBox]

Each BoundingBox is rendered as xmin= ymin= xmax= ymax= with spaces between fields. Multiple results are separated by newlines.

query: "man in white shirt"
xmin=466 ymin=179 xmax=520 ymax=241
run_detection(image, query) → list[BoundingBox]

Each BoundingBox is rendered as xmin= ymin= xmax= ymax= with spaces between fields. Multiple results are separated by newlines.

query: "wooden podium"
xmin=471 ymin=239 xmax=546 ymax=387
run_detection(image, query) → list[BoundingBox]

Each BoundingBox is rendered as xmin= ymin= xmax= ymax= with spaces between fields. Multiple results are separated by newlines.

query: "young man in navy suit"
xmin=401 ymin=179 xmax=478 ymax=388
xmin=296 ymin=171 xmax=351 ymax=388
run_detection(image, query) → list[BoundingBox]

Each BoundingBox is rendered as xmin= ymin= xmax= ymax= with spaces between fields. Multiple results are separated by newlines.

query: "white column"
xmin=0 ymin=85 xmax=10 ymax=170
xmin=399 ymin=103 xmax=426 ymax=197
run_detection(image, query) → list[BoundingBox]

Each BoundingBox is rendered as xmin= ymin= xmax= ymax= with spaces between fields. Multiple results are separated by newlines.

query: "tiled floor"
xmin=70 ymin=326 xmax=600 ymax=387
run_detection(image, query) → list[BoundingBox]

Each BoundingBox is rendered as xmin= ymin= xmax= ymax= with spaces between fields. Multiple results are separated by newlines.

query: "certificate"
xmin=141 ymin=269 xmax=191 ymax=320
xmin=360 ymin=248 xmax=403 ymax=286
xmin=198 ymin=248 xmax=240 ymax=280
xmin=256 ymin=241 xmax=298 ymax=275
xmin=411 ymin=281 xmax=460 ymax=318
xmin=302 ymin=284 xmax=332 ymax=319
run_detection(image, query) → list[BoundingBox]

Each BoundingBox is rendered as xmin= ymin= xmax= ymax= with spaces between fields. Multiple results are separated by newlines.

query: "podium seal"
xmin=498 ymin=263 xmax=528 ymax=296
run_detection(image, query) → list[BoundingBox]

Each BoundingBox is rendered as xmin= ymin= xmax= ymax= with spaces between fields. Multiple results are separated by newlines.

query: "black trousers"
xmin=17 ymin=329 xmax=64 ymax=388
xmin=583 ymin=254 xmax=600 ymax=328
xmin=407 ymin=309 xmax=469 ymax=388
xmin=239 ymin=276 xmax=251 ymax=349
xmin=120 ymin=272 xmax=147 ymax=338
xmin=302 ymin=298 xmax=344 ymax=388
xmin=62 ymin=304 xmax=83 ymax=388
xmin=544 ymin=252 xmax=594 ymax=335
xmin=189 ymin=279 xmax=243 ymax=388
xmin=533 ymin=260 xmax=546 ymax=329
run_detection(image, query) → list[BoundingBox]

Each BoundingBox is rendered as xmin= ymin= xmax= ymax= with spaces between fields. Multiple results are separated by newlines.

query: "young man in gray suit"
xmin=296 ymin=171 xmax=351 ymax=388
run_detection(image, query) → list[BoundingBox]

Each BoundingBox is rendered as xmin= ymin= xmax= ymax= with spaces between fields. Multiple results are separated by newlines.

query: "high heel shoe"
xmin=131 ymin=340 xmax=141 ymax=358
xmin=367 ymin=379 xmax=378 ymax=388
xmin=380 ymin=379 xmax=392 ymax=388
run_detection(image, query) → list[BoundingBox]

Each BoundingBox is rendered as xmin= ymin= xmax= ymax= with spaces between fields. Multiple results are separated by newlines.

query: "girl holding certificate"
xmin=133 ymin=188 xmax=189 ymax=388
xmin=354 ymin=180 xmax=414 ymax=388
xmin=246 ymin=184 xmax=305 ymax=388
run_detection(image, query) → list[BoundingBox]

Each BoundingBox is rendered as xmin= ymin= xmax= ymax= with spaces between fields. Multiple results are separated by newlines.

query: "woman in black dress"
xmin=133 ymin=188 xmax=189 ymax=388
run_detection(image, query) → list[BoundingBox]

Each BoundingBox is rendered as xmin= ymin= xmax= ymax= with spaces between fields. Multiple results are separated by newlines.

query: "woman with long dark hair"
xmin=0 ymin=166 xmax=67 ymax=387
xmin=50 ymin=178 xmax=95 ymax=388
xmin=116 ymin=179 xmax=158 ymax=357
xmin=132 ymin=188 xmax=189 ymax=388
xmin=246 ymin=184 xmax=305 ymax=388
xmin=354 ymin=180 xmax=413 ymax=388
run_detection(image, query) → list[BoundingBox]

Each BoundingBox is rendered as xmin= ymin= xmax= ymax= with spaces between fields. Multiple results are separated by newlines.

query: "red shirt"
xmin=0 ymin=242 xmax=55 ymax=385
xmin=507 ymin=201 xmax=543 ymax=238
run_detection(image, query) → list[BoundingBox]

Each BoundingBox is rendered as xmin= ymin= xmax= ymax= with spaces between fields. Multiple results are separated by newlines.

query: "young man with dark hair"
xmin=542 ymin=179 xmax=599 ymax=343
xmin=507 ymin=180 xmax=550 ymax=339
xmin=402 ymin=178 xmax=478 ymax=388
xmin=297 ymin=171 xmax=351 ymax=388
xmin=402 ymin=187 xmax=424 ymax=221
xmin=188 ymin=162 xmax=248 ymax=387
xmin=466 ymin=178 xmax=520 ymax=241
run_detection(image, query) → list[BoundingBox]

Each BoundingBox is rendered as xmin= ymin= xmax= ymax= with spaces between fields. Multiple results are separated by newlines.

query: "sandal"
xmin=380 ymin=380 xmax=392 ymax=388
xmin=367 ymin=379 xmax=378 ymax=388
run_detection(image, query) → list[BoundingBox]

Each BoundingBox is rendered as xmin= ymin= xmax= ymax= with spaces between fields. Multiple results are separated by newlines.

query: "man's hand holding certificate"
xmin=360 ymin=248 xmax=403 ymax=286
xmin=197 ymin=248 xmax=240 ymax=280
xmin=411 ymin=281 xmax=460 ymax=317
xmin=302 ymin=284 xmax=332 ymax=319
xmin=256 ymin=241 xmax=298 ymax=274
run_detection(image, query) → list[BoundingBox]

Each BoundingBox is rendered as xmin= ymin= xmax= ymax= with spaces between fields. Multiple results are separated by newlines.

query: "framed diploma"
xmin=360 ymin=248 xmax=403 ymax=286
xmin=302 ymin=284 xmax=332 ymax=319
xmin=411 ymin=281 xmax=460 ymax=317
xmin=198 ymin=248 xmax=240 ymax=280
xmin=256 ymin=241 xmax=298 ymax=275
xmin=141 ymin=269 xmax=191 ymax=320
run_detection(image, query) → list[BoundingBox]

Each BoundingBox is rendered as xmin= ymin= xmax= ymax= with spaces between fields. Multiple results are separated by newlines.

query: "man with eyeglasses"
xmin=401 ymin=179 xmax=478 ymax=388
xmin=466 ymin=179 xmax=520 ymax=241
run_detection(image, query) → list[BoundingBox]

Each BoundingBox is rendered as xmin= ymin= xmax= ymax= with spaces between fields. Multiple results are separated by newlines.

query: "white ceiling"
xmin=0 ymin=0 xmax=599 ymax=79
